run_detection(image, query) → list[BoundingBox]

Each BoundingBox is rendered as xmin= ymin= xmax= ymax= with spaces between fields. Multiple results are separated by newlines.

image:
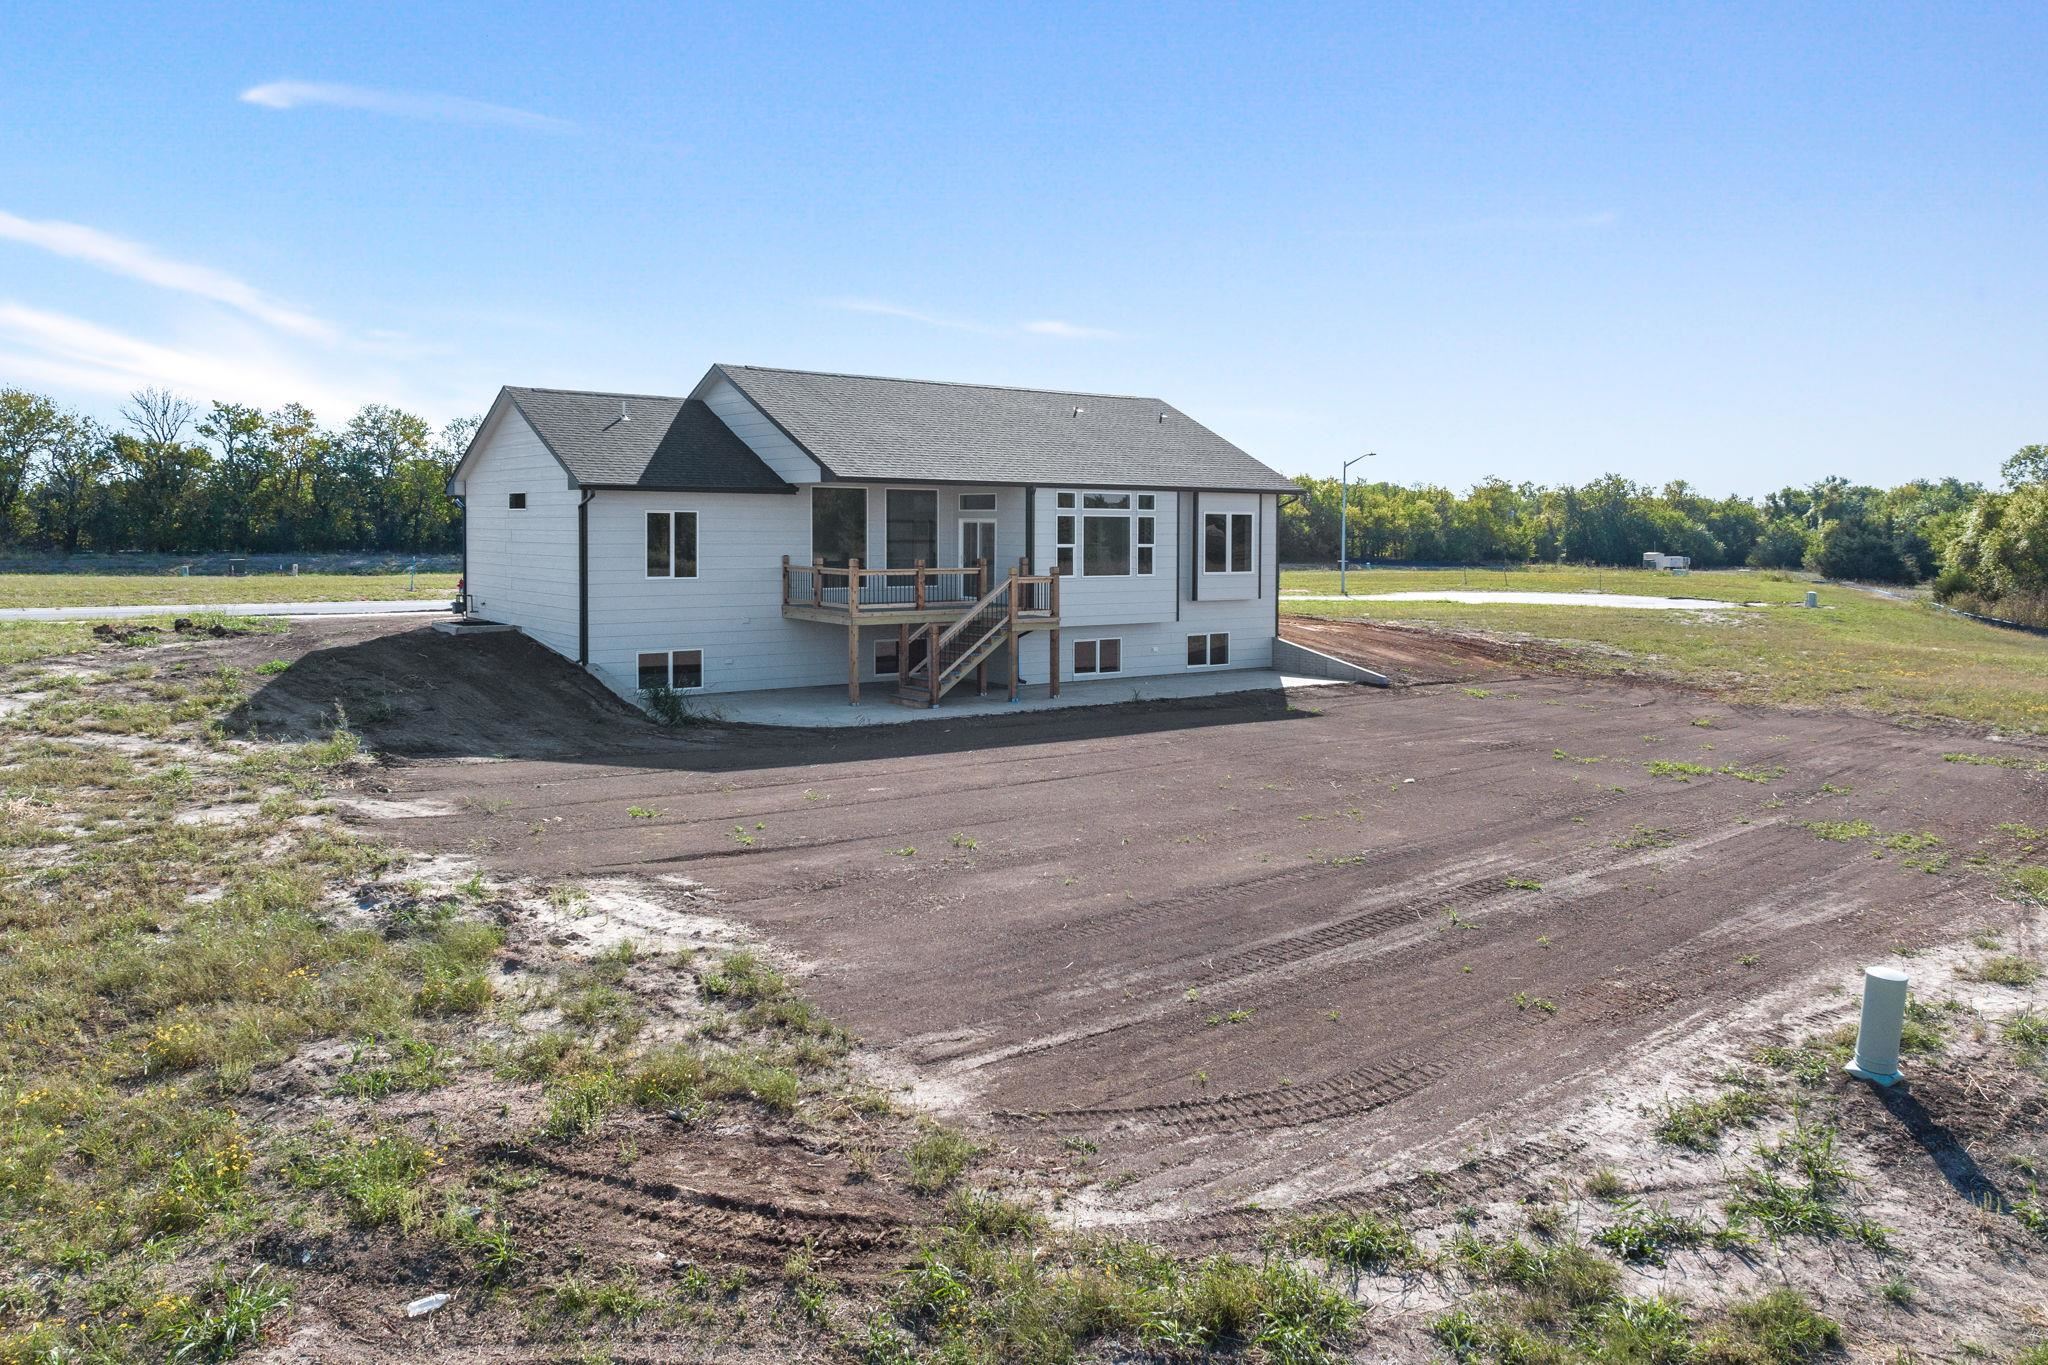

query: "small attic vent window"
xmin=508 ymin=493 xmax=527 ymax=509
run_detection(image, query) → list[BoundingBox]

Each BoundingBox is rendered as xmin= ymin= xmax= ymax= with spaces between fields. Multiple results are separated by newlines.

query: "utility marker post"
xmin=1845 ymin=965 xmax=1909 ymax=1087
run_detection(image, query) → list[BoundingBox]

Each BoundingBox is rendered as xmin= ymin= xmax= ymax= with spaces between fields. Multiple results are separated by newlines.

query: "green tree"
xmin=0 ymin=387 xmax=64 ymax=546
xmin=31 ymin=416 xmax=113 ymax=553
xmin=198 ymin=402 xmax=271 ymax=552
xmin=2001 ymin=443 xmax=2048 ymax=489
xmin=113 ymin=388 xmax=211 ymax=551
xmin=1747 ymin=518 xmax=1811 ymax=569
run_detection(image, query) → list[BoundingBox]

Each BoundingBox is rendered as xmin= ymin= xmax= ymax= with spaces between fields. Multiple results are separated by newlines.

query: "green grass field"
xmin=0 ymin=572 xmax=460 ymax=609
xmin=1280 ymin=567 xmax=2048 ymax=734
xmin=1282 ymin=563 xmax=1822 ymax=602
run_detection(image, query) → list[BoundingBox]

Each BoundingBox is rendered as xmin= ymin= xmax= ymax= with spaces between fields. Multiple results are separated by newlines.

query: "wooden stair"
xmin=895 ymin=571 xmax=1045 ymax=708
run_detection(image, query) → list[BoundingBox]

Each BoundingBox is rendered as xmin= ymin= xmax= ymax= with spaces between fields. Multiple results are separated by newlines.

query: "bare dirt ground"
xmin=219 ymin=618 xmax=2048 ymax=1350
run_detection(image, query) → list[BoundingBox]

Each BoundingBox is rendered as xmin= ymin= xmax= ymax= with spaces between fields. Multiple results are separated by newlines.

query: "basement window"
xmin=1074 ymin=638 xmax=1121 ymax=675
xmin=637 ymin=649 xmax=703 ymax=691
xmin=508 ymin=493 xmax=526 ymax=509
xmin=645 ymin=511 xmax=699 ymax=578
xmin=1186 ymin=633 xmax=1230 ymax=668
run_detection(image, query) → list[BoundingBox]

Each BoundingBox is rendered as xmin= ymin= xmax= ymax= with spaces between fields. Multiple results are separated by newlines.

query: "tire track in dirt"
xmin=999 ymin=1056 xmax=1449 ymax=1134
xmin=485 ymin=1144 xmax=909 ymax=1273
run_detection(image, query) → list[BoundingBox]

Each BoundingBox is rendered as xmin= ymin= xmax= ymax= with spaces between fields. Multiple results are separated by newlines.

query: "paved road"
xmin=0 ymin=599 xmax=458 ymax=622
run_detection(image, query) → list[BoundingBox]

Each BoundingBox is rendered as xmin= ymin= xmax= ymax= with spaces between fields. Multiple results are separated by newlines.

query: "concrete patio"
xmin=685 ymin=667 xmax=1359 ymax=728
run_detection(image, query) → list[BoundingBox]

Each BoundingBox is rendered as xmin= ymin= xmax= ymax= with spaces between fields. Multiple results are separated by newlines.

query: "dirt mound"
xmin=224 ymin=619 xmax=658 ymax=759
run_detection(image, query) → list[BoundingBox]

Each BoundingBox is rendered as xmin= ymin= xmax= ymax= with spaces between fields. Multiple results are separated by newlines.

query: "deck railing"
xmin=781 ymin=558 xmax=990 ymax=614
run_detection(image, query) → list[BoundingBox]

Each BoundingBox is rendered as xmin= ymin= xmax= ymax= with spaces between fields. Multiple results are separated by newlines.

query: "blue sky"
xmin=1 ymin=2 xmax=2041 ymax=494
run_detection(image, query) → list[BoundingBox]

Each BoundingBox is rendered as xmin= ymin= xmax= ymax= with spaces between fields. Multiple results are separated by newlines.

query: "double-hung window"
xmin=637 ymin=649 xmax=703 ymax=691
xmin=1203 ymin=511 xmax=1253 ymax=574
xmin=646 ymin=511 xmax=699 ymax=578
xmin=1054 ymin=491 xmax=1156 ymax=577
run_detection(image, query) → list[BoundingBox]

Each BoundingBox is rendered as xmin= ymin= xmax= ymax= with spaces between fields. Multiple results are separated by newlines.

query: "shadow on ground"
xmin=224 ymin=620 xmax=1314 ymax=771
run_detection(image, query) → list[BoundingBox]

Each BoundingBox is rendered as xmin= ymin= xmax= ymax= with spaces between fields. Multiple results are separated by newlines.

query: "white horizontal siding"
xmin=1013 ymin=490 xmax=1277 ymax=681
xmin=584 ymin=489 xmax=846 ymax=697
xmin=463 ymin=410 xmax=579 ymax=659
xmin=700 ymin=376 xmax=822 ymax=484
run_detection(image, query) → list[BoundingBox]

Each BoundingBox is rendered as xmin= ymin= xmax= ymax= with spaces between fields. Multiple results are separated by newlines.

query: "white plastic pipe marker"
xmin=1844 ymin=965 xmax=1909 ymax=1086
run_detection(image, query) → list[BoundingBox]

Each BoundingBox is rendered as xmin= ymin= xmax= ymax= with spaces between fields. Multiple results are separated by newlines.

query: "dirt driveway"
xmin=262 ymin=620 xmax=2036 ymax=1230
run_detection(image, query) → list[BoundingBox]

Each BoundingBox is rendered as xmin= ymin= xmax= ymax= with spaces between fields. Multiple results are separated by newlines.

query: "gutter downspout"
xmin=452 ymin=495 xmax=468 ymax=614
xmin=577 ymin=489 xmax=594 ymax=667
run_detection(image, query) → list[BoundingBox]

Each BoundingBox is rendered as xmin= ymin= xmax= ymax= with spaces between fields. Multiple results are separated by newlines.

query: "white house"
xmin=446 ymin=364 xmax=1298 ymax=708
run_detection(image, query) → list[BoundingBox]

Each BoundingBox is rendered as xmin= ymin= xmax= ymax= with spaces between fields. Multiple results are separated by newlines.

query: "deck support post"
xmin=1006 ymin=571 xmax=1020 ymax=702
xmin=914 ymin=560 xmax=926 ymax=611
xmin=1048 ymin=567 xmax=1062 ymax=698
xmin=846 ymin=558 xmax=861 ymax=704
xmin=781 ymin=555 xmax=791 ymax=607
xmin=813 ymin=557 xmax=824 ymax=608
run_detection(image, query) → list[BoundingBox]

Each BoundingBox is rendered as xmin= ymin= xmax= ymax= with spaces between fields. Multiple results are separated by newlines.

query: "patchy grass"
xmin=1654 ymin=1087 xmax=1773 ymax=1151
xmin=905 ymin=1123 xmax=981 ymax=1195
xmin=1967 ymin=954 xmax=2044 ymax=987
xmin=1283 ymin=566 xmax=2048 ymax=734
xmin=1282 ymin=1210 xmax=1418 ymax=1271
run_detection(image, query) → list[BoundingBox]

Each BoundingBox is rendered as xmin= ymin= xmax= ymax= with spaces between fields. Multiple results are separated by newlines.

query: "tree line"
xmin=2 ymin=382 xmax=2043 ymax=624
xmin=1280 ymin=452 xmax=2048 ymax=623
xmin=0 ymin=386 xmax=479 ymax=556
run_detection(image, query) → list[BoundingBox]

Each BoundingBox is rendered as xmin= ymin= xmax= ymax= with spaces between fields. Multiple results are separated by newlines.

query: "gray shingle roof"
xmin=504 ymin=388 xmax=791 ymax=492
xmin=715 ymin=364 xmax=1296 ymax=493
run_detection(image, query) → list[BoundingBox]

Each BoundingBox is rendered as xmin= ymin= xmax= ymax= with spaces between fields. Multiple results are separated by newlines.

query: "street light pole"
xmin=1339 ymin=452 xmax=1376 ymax=596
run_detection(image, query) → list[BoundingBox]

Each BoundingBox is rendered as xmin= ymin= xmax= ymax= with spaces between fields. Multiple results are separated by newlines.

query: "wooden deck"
xmin=780 ymin=557 xmax=1061 ymax=703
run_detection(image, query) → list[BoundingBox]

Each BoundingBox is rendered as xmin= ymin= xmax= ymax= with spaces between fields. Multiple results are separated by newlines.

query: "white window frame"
xmin=1186 ymin=632 xmax=1231 ymax=668
xmin=645 ymin=510 xmax=700 ymax=579
xmin=1073 ymin=637 xmax=1122 ymax=676
xmin=873 ymin=633 xmax=930 ymax=678
xmin=959 ymin=492 xmax=997 ymax=512
xmin=637 ymin=647 xmax=704 ymax=691
xmin=1056 ymin=489 xmax=1152 ymax=578
xmin=1203 ymin=511 xmax=1253 ymax=576
xmin=959 ymin=516 xmax=997 ymax=568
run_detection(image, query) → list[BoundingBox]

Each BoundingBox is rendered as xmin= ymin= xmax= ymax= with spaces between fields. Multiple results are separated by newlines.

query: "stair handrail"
xmin=931 ymin=571 xmax=1014 ymax=657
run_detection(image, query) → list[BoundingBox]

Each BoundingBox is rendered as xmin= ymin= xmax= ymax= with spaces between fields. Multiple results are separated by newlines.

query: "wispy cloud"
xmin=0 ymin=304 xmax=371 ymax=414
xmin=240 ymin=80 xmax=573 ymax=132
xmin=0 ymin=209 xmax=332 ymax=339
xmin=827 ymin=298 xmax=1120 ymax=341
xmin=1021 ymin=319 xmax=1120 ymax=340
